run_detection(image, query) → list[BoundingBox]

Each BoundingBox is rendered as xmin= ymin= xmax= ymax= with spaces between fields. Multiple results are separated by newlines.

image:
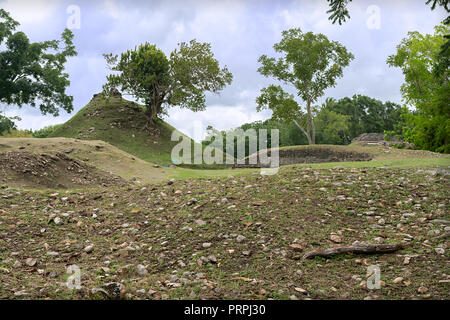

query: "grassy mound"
xmin=49 ymin=94 xmax=186 ymax=165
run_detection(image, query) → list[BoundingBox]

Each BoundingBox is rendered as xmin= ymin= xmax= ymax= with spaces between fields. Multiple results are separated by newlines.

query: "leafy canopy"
xmin=256 ymin=28 xmax=354 ymax=144
xmin=387 ymin=23 xmax=450 ymax=153
xmin=387 ymin=23 xmax=449 ymax=115
xmin=0 ymin=111 xmax=19 ymax=135
xmin=103 ymin=40 xmax=232 ymax=125
xmin=0 ymin=9 xmax=77 ymax=116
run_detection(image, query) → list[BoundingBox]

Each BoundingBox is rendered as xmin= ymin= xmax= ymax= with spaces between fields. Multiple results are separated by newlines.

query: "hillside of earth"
xmin=0 ymin=138 xmax=176 ymax=188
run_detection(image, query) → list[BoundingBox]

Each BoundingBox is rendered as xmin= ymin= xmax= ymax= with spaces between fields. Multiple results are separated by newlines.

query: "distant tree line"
xmin=202 ymin=94 xmax=404 ymax=159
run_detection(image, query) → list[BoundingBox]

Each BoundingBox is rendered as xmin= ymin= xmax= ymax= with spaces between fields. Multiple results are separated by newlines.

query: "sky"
xmin=0 ymin=0 xmax=447 ymax=140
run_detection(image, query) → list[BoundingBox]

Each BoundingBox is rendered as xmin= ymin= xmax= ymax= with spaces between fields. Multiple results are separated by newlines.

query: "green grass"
xmin=49 ymin=95 xmax=193 ymax=165
xmin=286 ymin=157 xmax=450 ymax=169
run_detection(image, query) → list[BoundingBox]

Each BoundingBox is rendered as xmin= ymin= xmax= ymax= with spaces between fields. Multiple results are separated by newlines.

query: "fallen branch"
xmin=431 ymin=219 xmax=450 ymax=225
xmin=302 ymin=243 xmax=406 ymax=260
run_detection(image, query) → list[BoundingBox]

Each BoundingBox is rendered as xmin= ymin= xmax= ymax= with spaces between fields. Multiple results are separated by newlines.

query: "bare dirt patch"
xmin=0 ymin=151 xmax=127 ymax=189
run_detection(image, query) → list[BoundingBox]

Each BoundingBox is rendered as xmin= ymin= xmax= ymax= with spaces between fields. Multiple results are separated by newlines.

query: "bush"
xmin=32 ymin=124 xmax=63 ymax=138
xmin=0 ymin=129 xmax=33 ymax=138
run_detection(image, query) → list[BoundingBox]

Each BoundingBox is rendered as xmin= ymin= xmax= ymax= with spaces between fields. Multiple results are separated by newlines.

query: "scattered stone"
xmin=393 ymin=277 xmax=403 ymax=284
xmin=289 ymin=243 xmax=304 ymax=252
xmin=330 ymin=234 xmax=342 ymax=243
xmin=84 ymin=245 xmax=94 ymax=253
xmin=136 ymin=264 xmax=148 ymax=276
xmin=92 ymin=282 xmax=124 ymax=300
xmin=417 ymin=286 xmax=428 ymax=294
xmin=25 ymin=258 xmax=37 ymax=267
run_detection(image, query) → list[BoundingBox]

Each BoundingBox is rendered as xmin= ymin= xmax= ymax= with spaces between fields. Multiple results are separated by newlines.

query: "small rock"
xmin=136 ymin=264 xmax=148 ymax=276
xmin=208 ymin=255 xmax=218 ymax=264
xmin=202 ymin=242 xmax=212 ymax=248
xmin=236 ymin=235 xmax=245 ymax=242
xmin=289 ymin=244 xmax=304 ymax=252
xmin=294 ymin=287 xmax=307 ymax=294
xmin=417 ymin=286 xmax=428 ymax=294
xmin=330 ymin=234 xmax=342 ymax=243
xmin=393 ymin=277 xmax=403 ymax=284
xmin=25 ymin=258 xmax=37 ymax=267
xmin=195 ymin=219 xmax=206 ymax=226
xmin=84 ymin=245 xmax=94 ymax=253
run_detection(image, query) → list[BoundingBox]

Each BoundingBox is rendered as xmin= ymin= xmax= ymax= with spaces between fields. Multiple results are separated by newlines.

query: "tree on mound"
xmin=0 ymin=9 xmax=77 ymax=116
xmin=102 ymin=41 xmax=233 ymax=130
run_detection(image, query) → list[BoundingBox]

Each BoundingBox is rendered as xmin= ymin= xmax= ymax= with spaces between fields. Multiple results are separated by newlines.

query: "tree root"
xmin=302 ymin=243 xmax=407 ymax=260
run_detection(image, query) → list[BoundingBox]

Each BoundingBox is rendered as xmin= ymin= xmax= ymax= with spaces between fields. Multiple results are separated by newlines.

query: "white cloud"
xmin=103 ymin=0 xmax=120 ymax=19
xmin=1 ymin=0 xmax=61 ymax=25
xmin=165 ymin=105 xmax=271 ymax=141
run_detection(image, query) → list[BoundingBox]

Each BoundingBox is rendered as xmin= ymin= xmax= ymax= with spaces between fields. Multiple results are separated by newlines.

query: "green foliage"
xmin=0 ymin=112 xmax=19 ymax=135
xmin=103 ymin=40 xmax=232 ymax=127
xmin=323 ymin=95 xmax=404 ymax=139
xmin=0 ymin=129 xmax=32 ymax=138
xmin=0 ymin=9 xmax=77 ymax=116
xmin=326 ymin=0 xmax=449 ymax=25
xmin=314 ymin=109 xmax=350 ymax=145
xmin=387 ymin=23 xmax=450 ymax=153
xmin=326 ymin=0 xmax=352 ymax=25
xmin=257 ymin=28 xmax=354 ymax=144
xmin=32 ymin=124 xmax=63 ymax=138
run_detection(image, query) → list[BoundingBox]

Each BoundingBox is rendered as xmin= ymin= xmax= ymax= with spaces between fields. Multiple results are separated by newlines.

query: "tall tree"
xmin=0 ymin=9 xmax=77 ymax=116
xmin=256 ymin=28 xmax=354 ymax=144
xmin=387 ymin=23 xmax=450 ymax=153
xmin=103 ymin=40 xmax=232 ymax=130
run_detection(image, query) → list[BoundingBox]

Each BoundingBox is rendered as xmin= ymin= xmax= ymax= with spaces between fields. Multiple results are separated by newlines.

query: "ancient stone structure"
xmin=232 ymin=147 xmax=373 ymax=168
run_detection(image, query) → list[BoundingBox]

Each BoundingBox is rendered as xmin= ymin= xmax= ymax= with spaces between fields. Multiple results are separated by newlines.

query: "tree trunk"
xmin=306 ymin=98 xmax=315 ymax=145
xmin=293 ymin=119 xmax=312 ymax=144
xmin=142 ymin=104 xmax=159 ymax=131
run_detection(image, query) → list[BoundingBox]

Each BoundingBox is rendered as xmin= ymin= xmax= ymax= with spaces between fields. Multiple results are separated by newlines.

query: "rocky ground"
xmin=0 ymin=165 xmax=448 ymax=300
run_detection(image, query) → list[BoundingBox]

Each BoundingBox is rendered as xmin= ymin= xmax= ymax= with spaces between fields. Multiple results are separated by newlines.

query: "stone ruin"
xmin=352 ymin=133 xmax=414 ymax=149
xmin=92 ymin=88 xmax=122 ymax=99
xmin=232 ymin=147 xmax=373 ymax=168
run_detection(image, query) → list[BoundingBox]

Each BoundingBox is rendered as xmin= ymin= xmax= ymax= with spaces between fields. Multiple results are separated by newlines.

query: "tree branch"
xmin=302 ymin=243 xmax=407 ymax=259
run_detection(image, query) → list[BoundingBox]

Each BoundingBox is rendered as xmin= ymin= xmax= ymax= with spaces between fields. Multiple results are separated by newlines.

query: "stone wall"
xmin=232 ymin=147 xmax=373 ymax=168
